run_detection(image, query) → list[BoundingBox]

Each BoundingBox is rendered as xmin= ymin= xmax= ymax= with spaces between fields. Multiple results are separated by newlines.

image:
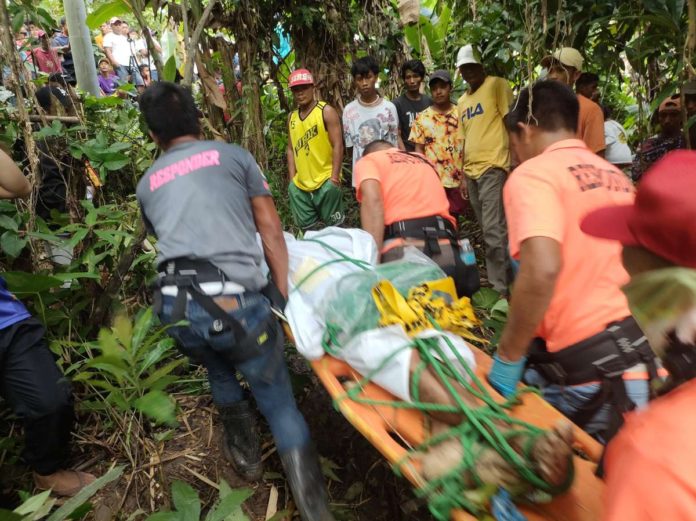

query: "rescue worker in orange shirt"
xmin=487 ymin=80 xmax=657 ymax=444
xmin=354 ymin=140 xmax=479 ymax=297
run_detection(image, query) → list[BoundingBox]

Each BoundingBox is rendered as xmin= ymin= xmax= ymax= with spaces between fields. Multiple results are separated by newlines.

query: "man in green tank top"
xmin=287 ymin=69 xmax=345 ymax=230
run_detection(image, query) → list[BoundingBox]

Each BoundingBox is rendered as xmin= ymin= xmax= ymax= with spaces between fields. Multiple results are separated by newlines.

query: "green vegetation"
xmin=0 ymin=0 xmax=693 ymax=519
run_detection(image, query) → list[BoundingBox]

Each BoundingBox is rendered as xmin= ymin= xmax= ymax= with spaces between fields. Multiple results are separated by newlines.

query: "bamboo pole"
xmin=0 ymin=0 xmax=49 ymax=271
xmin=27 ymin=115 xmax=81 ymax=123
xmin=131 ymin=0 xmax=164 ymax=81
xmin=0 ymin=0 xmax=39 ymax=186
xmin=687 ymin=0 xmax=696 ymax=78
xmin=64 ymin=0 xmax=100 ymax=96
xmin=684 ymin=0 xmax=696 ymax=148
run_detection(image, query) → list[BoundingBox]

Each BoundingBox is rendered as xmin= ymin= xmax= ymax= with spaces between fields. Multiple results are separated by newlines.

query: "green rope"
xmin=291 ymin=239 xmax=574 ymax=519
xmin=289 ymin=238 xmax=372 ymax=296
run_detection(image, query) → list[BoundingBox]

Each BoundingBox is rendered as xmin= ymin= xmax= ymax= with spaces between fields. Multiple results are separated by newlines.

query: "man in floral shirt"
xmin=410 ymin=70 xmax=465 ymax=220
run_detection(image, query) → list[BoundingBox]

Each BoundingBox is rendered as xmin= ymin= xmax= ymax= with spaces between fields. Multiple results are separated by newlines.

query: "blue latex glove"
xmin=491 ymin=489 xmax=527 ymax=521
xmin=488 ymin=353 xmax=526 ymax=397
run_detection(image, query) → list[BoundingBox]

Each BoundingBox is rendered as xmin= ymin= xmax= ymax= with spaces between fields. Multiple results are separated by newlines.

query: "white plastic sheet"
xmin=285 ymin=227 xmax=475 ymax=402
xmin=286 ymin=227 xmax=378 ymax=359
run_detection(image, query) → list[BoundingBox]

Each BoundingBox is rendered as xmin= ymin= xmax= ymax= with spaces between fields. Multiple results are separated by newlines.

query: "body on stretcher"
xmin=284 ymin=227 xmax=605 ymax=520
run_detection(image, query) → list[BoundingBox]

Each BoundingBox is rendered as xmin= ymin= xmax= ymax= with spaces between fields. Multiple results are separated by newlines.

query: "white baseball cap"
xmin=541 ymin=47 xmax=584 ymax=72
xmin=456 ymin=45 xmax=481 ymax=68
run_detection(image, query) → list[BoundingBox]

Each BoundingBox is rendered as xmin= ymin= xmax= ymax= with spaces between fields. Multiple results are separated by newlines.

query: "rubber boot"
xmin=280 ymin=443 xmax=335 ymax=521
xmin=218 ymin=401 xmax=263 ymax=481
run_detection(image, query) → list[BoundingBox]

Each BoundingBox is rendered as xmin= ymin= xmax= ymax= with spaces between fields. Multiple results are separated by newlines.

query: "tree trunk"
xmin=64 ymin=0 xmax=100 ymax=96
xmin=181 ymin=0 xmax=217 ymax=87
xmin=288 ymin=0 xmax=354 ymax=112
xmin=234 ymin=1 xmax=267 ymax=166
xmin=216 ymin=37 xmax=243 ymax=143
xmin=0 ymin=0 xmax=48 ymax=271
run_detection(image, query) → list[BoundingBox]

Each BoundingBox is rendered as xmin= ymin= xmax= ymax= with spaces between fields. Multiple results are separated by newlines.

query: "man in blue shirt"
xmin=0 ymin=149 xmax=95 ymax=495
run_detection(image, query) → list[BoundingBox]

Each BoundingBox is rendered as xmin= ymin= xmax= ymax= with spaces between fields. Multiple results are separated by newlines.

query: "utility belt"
xmin=384 ymin=215 xmax=455 ymax=249
xmin=383 ymin=216 xmax=480 ymax=297
xmin=151 ymin=258 xmax=286 ymax=364
xmin=527 ymin=316 xmax=658 ymax=444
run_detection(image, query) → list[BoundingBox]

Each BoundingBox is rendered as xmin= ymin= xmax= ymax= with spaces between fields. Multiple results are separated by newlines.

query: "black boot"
xmin=280 ymin=444 xmax=335 ymax=521
xmin=218 ymin=401 xmax=263 ymax=481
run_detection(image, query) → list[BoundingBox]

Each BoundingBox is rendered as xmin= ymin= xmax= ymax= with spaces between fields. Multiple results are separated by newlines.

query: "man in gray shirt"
xmin=137 ymin=83 xmax=334 ymax=521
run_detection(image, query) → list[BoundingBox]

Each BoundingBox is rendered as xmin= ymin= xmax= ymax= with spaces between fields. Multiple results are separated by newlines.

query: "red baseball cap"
xmin=659 ymin=94 xmax=681 ymax=113
xmin=288 ymin=69 xmax=314 ymax=88
xmin=581 ymin=150 xmax=696 ymax=268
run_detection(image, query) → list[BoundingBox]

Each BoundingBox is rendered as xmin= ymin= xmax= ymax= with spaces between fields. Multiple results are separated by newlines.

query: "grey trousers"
xmin=466 ymin=168 xmax=511 ymax=293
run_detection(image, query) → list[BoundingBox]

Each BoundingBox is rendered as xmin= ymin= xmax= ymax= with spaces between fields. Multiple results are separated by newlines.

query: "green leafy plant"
xmin=3 ymin=199 xmax=155 ymax=341
xmin=144 ymin=480 xmax=255 ymax=521
xmin=67 ymin=308 xmax=183 ymax=426
xmin=0 ymin=200 xmax=29 ymax=259
xmin=0 ymin=466 xmax=124 ymax=521
xmin=472 ymin=288 xmax=509 ymax=348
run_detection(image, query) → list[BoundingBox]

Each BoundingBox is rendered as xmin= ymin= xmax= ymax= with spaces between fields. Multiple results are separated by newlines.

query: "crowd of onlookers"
xmin=95 ymin=17 xmax=159 ymax=94
xmin=12 ymin=16 xmax=159 ymax=97
xmin=286 ymin=47 xmax=696 ymax=300
xmin=9 ymin=15 xmax=693 ymax=180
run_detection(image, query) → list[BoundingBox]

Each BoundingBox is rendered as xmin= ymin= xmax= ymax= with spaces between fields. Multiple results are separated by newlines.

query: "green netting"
xmin=321 ymin=255 xmax=445 ymax=348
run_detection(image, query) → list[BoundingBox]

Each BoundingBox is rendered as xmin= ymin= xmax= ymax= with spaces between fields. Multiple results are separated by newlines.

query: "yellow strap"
xmin=372 ymin=280 xmax=427 ymax=335
xmin=372 ymin=277 xmax=485 ymax=343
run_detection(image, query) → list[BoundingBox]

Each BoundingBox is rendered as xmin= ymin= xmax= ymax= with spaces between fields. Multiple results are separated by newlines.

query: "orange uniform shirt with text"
xmin=603 ymin=378 xmax=696 ymax=521
xmin=354 ymin=149 xmax=455 ymax=227
xmin=504 ymin=139 xmax=634 ymax=351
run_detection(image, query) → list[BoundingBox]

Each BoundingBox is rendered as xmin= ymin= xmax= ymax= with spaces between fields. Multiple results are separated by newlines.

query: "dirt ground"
xmin=0 ymin=354 xmax=434 ymax=521
xmin=0 ymin=215 xmax=487 ymax=520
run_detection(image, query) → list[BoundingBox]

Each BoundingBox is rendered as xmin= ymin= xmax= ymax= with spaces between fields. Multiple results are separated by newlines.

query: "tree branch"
xmin=183 ymin=0 xmax=218 ymax=86
xmin=131 ymin=0 xmax=164 ymax=80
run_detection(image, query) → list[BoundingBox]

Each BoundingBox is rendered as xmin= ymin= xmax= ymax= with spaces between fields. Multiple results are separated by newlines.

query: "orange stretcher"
xmin=308 ymin=347 xmax=605 ymax=520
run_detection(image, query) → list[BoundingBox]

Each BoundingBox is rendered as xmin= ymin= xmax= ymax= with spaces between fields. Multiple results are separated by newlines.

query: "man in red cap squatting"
xmin=581 ymin=150 xmax=696 ymax=520
xmin=286 ymin=69 xmax=345 ymax=230
xmin=488 ymin=80 xmax=658 ymax=445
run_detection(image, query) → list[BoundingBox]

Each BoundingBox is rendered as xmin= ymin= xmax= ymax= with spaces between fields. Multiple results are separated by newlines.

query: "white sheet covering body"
xmin=285 ymin=227 xmax=476 ymax=402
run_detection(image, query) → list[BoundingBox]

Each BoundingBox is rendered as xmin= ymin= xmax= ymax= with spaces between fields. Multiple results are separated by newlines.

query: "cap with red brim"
xmin=580 ymin=204 xmax=639 ymax=245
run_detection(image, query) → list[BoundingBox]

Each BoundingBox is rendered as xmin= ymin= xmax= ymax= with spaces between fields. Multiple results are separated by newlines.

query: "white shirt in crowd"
xmin=102 ymin=32 xmax=131 ymax=67
xmin=132 ymin=38 xmax=147 ymax=65
xmin=604 ymin=119 xmax=633 ymax=165
xmin=342 ymin=98 xmax=399 ymax=186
